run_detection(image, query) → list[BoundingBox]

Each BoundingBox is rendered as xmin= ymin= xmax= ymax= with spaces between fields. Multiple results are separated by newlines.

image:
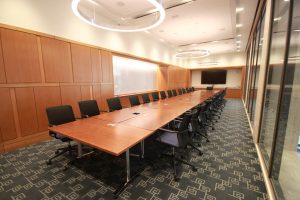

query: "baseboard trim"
xmin=3 ymin=131 xmax=50 ymax=153
xmin=242 ymin=99 xmax=276 ymax=200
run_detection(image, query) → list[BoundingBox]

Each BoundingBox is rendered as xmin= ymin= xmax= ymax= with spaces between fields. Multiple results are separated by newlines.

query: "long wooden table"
xmin=48 ymin=90 xmax=219 ymax=197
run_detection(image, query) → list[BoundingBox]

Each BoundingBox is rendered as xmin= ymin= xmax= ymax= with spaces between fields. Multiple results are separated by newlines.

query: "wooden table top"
xmin=48 ymin=118 xmax=152 ymax=156
xmin=95 ymin=106 xmax=154 ymax=123
xmin=48 ymin=90 xmax=218 ymax=156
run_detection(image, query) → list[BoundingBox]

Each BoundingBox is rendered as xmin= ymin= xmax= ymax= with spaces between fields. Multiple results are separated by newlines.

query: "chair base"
xmin=46 ymin=143 xmax=77 ymax=165
xmin=160 ymin=147 xmax=197 ymax=181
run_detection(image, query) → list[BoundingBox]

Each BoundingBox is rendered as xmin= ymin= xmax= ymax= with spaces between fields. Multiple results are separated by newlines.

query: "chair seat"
xmin=50 ymin=131 xmax=71 ymax=142
xmin=156 ymin=132 xmax=179 ymax=147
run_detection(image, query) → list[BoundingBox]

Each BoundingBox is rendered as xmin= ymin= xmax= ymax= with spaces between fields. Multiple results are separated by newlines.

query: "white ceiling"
xmin=78 ymin=0 xmax=258 ymax=56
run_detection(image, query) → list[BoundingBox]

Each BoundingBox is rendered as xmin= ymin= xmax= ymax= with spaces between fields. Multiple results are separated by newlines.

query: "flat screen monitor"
xmin=201 ymin=70 xmax=227 ymax=84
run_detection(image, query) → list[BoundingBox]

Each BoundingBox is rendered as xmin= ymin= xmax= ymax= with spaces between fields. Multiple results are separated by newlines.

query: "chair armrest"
xmin=158 ymin=128 xmax=177 ymax=133
xmin=100 ymin=110 xmax=109 ymax=113
xmin=174 ymin=119 xmax=182 ymax=123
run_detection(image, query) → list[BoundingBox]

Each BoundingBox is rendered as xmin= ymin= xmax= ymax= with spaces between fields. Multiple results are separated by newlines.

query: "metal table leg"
xmin=77 ymin=142 xmax=82 ymax=157
xmin=113 ymin=144 xmax=147 ymax=198
xmin=126 ymin=150 xmax=130 ymax=182
xmin=141 ymin=140 xmax=145 ymax=159
xmin=113 ymin=149 xmax=132 ymax=198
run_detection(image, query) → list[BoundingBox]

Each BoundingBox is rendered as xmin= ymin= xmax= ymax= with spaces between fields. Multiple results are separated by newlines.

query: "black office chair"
xmin=129 ymin=95 xmax=141 ymax=106
xmin=107 ymin=97 xmax=122 ymax=112
xmin=78 ymin=100 xmax=100 ymax=118
xmin=186 ymin=87 xmax=191 ymax=93
xmin=172 ymin=89 xmax=177 ymax=96
xmin=142 ymin=93 xmax=150 ymax=103
xmin=178 ymin=88 xmax=182 ymax=95
xmin=46 ymin=105 xmax=77 ymax=165
xmin=191 ymin=87 xmax=195 ymax=92
xmin=152 ymin=92 xmax=159 ymax=101
xmin=190 ymin=105 xmax=210 ymax=142
xmin=167 ymin=90 xmax=173 ymax=98
xmin=182 ymin=88 xmax=186 ymax=94
xmin=160 ymin=91 xmax=167 ymax=99
xmin=156 ymin=113 xmax=197 ymax=181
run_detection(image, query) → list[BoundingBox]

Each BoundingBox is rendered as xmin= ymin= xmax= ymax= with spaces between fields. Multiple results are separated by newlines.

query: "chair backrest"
xmin=177 ymin=113 xmax=192 ymax=147
xmin=129 ymin=95 xmax=141 ymax=106
xmin=190 ymin=107 xmax=201 ymax=131
xmin=152 ymin=92 xmax=159 ymax=101
xmin=206 ymin=86 xmax=213 ymax=90
xmin=182 ymin=88 xmax=186 ymax=94
xmin=160 ymin=91 xmax=167 ymax=99
xmin=78 ymin=100 xmax=100 ymax=117
xmin=46 ymin=105 xmax=75 ymax=126
xmin=172 ymin=89 xmax=177 ymax=96
xmin=107 ymin=97 xmax=122 ymax=112
xmin=167 ymin=90 xmax=173 ymax=97
xmin=178 ymin=88 xmax=182 ymax=95
xmin=142 ymin=93 xmax=150 ymax=103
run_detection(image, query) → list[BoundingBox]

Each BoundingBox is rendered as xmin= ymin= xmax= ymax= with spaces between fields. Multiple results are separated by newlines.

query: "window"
xmin=113 ymin=56 xmax=158 ymax=95
xmin=259 ymin=0 xmax=290 ymax=168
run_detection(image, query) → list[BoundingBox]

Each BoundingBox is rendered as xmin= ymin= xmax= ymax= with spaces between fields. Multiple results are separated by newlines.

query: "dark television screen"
xmin=201 ymin=70 xmax=227 ymax=84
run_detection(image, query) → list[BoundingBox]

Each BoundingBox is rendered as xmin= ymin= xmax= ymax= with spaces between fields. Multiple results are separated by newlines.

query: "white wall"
xmin=191 ymin=68 xmax=242 ymax=88
xmin=0 ymin=0 xmax=189 ymax=67
xmin=189 ymin=52 xmax=246 ymax=68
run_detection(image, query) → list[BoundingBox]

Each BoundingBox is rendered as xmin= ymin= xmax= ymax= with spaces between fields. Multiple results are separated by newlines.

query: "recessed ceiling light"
xmin=236 ymin=41 xmax=241 ymax=43
xmin=198 ymin=62 xmax=219 ymax=66
xmin=236 ymin=24 xmax=243 ymax=28
xmin=159 ymin=38 xmax=165 ymax=42
xmin=191 ymin=43 xmax=198 ymax=46
xmin=274 ymin=17 xmax=282 ymax=21
xmin=237 ymin=34 xmax=242 ymax=37
xmin=213 ymin=40 xmax=218 ymax=43
xmin=174 ymin=50 xmax=210 ymax=59
xmin=236 ymin=45 xmax=241 ymax=48
xmin=294 ymin=29 xmax=300 ymax=32
xmin=284 ymin=0 xmax=290 ymax=2
xmin=236 ymin=7 xmax=244 ymax=12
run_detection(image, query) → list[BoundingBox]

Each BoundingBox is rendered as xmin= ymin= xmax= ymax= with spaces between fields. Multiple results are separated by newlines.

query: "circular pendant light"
xmin=71 ymin=0 xmax=166 ymax=32
xmin=174 ymin=50 xmax=210 ymax=59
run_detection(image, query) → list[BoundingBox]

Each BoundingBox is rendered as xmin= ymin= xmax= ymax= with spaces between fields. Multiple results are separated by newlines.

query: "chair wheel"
xmin=63 ymin=166 xmax=69 ymax=171
xmin=192 ymin=167 xmax=197 ymax=172
xmin=197 ymin=144 xmax=201 ymax=147
xmin=212 ymin=127 xmax=215 ymax=130
xmin=55 ymin=150 xmax=60 ymax=154
xmin=206 ymin=139 xmax=210 ymax=142
xmin=174 ymin=176 xmax=180 ymax=182
xmin=46 ymin=160 xmax=51 ymax=165
xmin=199 ymin=152 xmax=203 ymax=156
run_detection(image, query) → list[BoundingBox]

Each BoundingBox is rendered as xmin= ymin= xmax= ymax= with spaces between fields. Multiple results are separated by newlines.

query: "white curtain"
xmin=113 ymin=56 xmax=158 ymax=95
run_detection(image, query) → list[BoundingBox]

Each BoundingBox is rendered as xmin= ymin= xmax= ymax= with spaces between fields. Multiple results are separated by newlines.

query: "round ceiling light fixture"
xmin=71 ymin=0 xmax=166 ymax=32
xmin=174 ymin=50 xmax=210 ymax=59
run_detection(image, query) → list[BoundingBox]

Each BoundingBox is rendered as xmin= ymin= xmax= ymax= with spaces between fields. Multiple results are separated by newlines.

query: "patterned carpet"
xmin=0 ymin=100 xmax=268 ymax=200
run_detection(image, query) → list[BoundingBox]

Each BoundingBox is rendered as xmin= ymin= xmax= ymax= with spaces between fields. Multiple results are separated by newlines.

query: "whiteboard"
xmin=113 ymin=56 xmax=158 ymax=95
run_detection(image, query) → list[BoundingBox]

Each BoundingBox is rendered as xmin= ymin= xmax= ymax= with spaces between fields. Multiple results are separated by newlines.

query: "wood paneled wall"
xmin=0 ymin=28 xmax=114 ymax=152
xmin=157 ymin=65 xmax=190 ymax=90
xmin=0 ymin=26 xmax=191 ymax=153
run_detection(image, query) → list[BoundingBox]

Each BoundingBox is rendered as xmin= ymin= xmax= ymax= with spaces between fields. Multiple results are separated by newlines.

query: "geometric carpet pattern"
xmin=0 ymin=100 xmax=268 ymax=200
